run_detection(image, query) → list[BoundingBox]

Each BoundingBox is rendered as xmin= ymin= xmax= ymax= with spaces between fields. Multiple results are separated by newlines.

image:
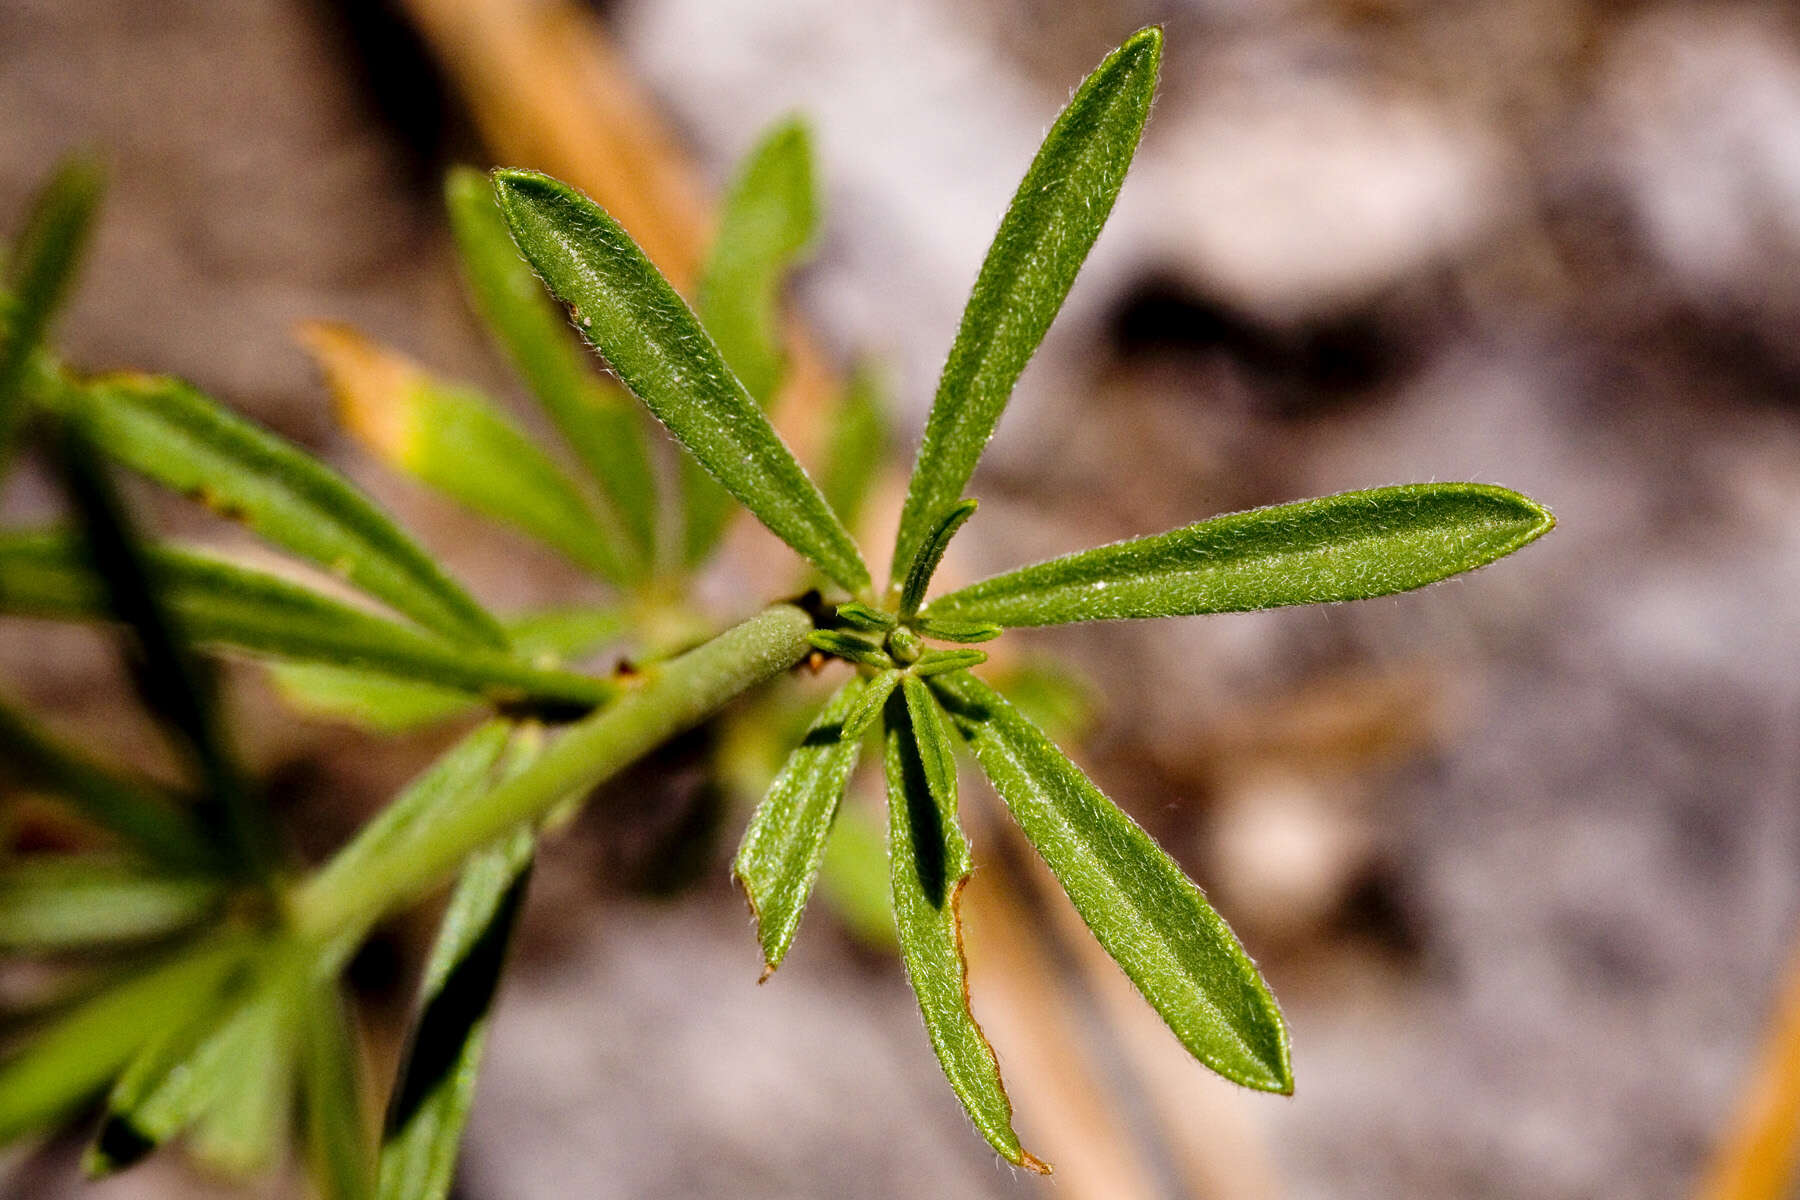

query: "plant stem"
xmin=290 ymin=604 xmax=814 ymax=940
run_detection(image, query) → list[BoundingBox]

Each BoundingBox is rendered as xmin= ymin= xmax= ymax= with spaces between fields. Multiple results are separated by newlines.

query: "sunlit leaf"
xmin=43 ymin=372 xmax=504 ymax=647
xmin=0 ymin=859 xmax=220 ymax=952
xmin=302 ymin=979 xmax=375 ymax=1200
xmin=883 ymin=686 xmax=1039 ymax=1170
xmin=682 ymin=116 xmax=819 ymax=565
xmin=446 ymin=167 xmax=659 ymax=564
xmin=927 ymin=484 xmax=1556 ymax=626
xmin=493 ymin=169 xmax=870 ymax=595
xmin=732 ymin=676 xmax=868 ymax=976
xmin=0 ymin=934 xmax=252 ymax=1146
xmin=301 ymin=323 xmax=633 ymax=584
xmin=0 ymin=533 xmax=614 ymax=713
xmin=889 ymin=28 xmax=1160 ymax=588
xmin=898 ymin=498 xmax=976 ymax=618
xmin=841 ymin=668 xmax=900 ymax=741
xmin=931 ymin=671 xmax=1292 ymax=1093
xmin=0 ymin=151 xmax=102 ymax=482
xmin=911 ymin=649 xmax=986 ymax=677
xmin=0 ymin=699 xmax=213 ymax=870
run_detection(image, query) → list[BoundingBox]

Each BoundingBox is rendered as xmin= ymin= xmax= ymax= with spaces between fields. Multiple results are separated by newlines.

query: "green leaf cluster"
xmin=0 ymin=21 xmax=1557 ymax=1193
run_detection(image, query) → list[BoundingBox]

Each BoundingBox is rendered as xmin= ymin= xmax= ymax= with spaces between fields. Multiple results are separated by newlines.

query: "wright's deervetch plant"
xmin=0 ymin=25 xmax=1552 ymax=1194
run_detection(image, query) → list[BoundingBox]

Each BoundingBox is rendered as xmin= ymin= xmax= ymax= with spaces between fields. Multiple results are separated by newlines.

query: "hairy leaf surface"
xmin=732 ymin=677 xmax=868 ymax=975
xmin=447 ymin=167 xmax=658 ymax=562
xmin=890 ymin=28 xmax=1160 ymax=586
xmin=884 ymin=688 xmax=1038 ymax=1169
xmin=494 ymin=169 xmax=869 ymax=594
xmin=931 ymin=671 xmax=1292 ymax=1093
xmin=927 ymin=484 xmax=1555 ymax=626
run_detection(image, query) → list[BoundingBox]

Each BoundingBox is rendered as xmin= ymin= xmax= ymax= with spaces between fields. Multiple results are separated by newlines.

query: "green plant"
xmin=0 ymin=26 xmax=1552 ymax=1194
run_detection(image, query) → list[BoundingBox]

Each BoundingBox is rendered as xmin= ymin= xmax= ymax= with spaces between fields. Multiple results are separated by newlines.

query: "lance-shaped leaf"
xmin=0 ymin=934 xmax=252 ymax=1146
xmin=889 ymin=28 xmax=1161 ymax=586
xmin=0 ymin=699 xmax=213 ymax=870
xmin=493 ymin=169 xmax=870 ymax=595
xmin=732 ymin=676 xmax=869 ymax=976
xmin=817 ymin=362 xmax=889 ymax=536
xmin=301 ymin=323 xmax=633 ymax=584
xmin=884 ymin=685 xmax=1040 ymax=1170
xmin=0 ymin=151 xmax=102 ymax=482
xmin=682 ymin=116 xmax=820 ymax=565
xmin=302 ymin=980 xmax=375 ymax=1200
xmin=899 ymin=499 xmax=976 ymax=618
xmin=43 ymin=372 xmax=504 ymax=647
xmin=447 ymin=167 xmax=658 ymax=564
xmin=378 ymin=824 xmax=534 ymax=1200
xmin=269 ymin=605 xmax=625 ymax=733
xmin=51 ymin=418 xmax=275 ymax=882
xmin=377 ymin=730 xmax=538 ymax=1200
xmin=931 ymin=671 xmax=1292 ymax=1093
xmin=0 ymin=533 xmax=614 ymax=712
xmin=0 ymin=859 xmax=221 ymax=952
xmin=926 ymin=483 xmax=1556 ymax=626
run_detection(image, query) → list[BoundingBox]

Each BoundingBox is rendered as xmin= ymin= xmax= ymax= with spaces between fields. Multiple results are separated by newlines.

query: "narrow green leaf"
xmin=731 ymin=677 xmax=868 ymax=976
xmin=87 ymin=982 xmax=238 ymax=1176
xmin=883 ymin=688 xmax=1040 ymax=1170
xmin=446 ymin=167 xmax=659 ymax=565
xmin=0 ymin=935 xmax=251 ymax=1146
xmin=0 ymin=533 xmax=614 ymax=713
xmin=931 ymin=671 xmax=1292 ymax=1092
xmin=889 ymin=28 xmax=1161 ymax=587
xmin=0 ymin=860 xmax=220 ymax=951
xmin=0 ymin=151 xmax=103 ymax=483
xmin=681 ymin=116 xmax=820 ymax=566
xmin=899 ymin=498 xmax=976 ymax=618
xmin=50 ymin=419 xmax=275 ymax=882
xmin=43 ymin=372 xmax=505 ymax=647
xmin=185 ymin=965 xmax=303 ymax=1178
xmin=806 ymin=629 xmax=892 ymax=669
xmin=912 ymin=649 xmax=986 ymax=677
xmin=302 ymin=980 xmax=375 ymax=1200
xmin=841 ymin=668 xmax=901 ymax=741
xmin=302 ymin=323 xmax=632 ymax=584
xmin=927 ymin=484 xmax=1557 ymax=626
xmin=911 ymin=616 xmax=1000 ymax=643
xmin=492 ymin=169 xmax=870 ymax=595
xmin=833 ymin=601 xmax=894 ymax=633
xmin=900 ymin=676 xmax=957 ymax=813
xmin=378 ymin=823 xmax=533 ymax=1200
xmin=269 ymin=606 xmax=627 ymax=733
xmin=0 ymin=699 xmax=213 ymax=870
xmin=817 ymin=362 xmax=889 ymax=535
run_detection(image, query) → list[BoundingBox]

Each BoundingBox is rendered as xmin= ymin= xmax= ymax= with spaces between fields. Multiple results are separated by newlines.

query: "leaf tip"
xmin=1018 ymin=1149 xmax=1053 ymax=1175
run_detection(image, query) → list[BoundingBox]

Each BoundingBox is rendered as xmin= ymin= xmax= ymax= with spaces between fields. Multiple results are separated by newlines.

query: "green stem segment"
xmin=291 ymin=604 xmax=814 ymax=939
